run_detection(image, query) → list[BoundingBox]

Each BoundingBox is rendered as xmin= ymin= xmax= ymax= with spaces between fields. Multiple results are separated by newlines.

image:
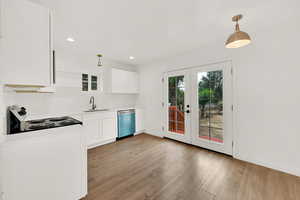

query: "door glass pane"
xmin=198 ymin=71 xmax=223 ymax=143
xmin=168 ymin=76 xmax=185 ymax=134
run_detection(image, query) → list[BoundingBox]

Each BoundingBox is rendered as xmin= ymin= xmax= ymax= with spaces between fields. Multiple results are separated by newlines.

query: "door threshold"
xmin=163 ymin=136 xmax=233 ymax=158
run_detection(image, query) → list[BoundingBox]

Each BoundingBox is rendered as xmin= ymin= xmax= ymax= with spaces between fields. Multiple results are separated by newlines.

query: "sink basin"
xmin=84 ymin=109 xmax=110 ymax=113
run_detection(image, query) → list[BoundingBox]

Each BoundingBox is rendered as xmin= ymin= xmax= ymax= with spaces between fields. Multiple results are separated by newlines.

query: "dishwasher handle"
xmin=118 ymin=109 xmax=135 ymax=114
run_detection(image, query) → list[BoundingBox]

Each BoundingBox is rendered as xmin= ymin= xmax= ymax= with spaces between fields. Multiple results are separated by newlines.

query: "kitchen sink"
xmin=84 ymin=109 xmax=110 ymax=113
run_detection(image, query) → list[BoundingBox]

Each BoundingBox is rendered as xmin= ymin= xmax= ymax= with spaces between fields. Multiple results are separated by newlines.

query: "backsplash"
xmin=0 ymin=86 xmax=5 ymax=138
xmin=4 ymin=88 xmax=137 ymax=116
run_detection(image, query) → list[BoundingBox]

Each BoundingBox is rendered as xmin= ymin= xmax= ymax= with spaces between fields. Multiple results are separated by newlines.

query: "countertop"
xmin=0 ymin=106 xmax=144 ymax=142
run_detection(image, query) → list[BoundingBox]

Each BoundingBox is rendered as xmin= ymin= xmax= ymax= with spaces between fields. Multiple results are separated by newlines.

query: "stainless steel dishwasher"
xmin=117 ymin=109 xmax=136 ymax=139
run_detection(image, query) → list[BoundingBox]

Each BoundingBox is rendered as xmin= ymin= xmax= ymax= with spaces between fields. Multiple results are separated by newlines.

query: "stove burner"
xmin=59 ymin=121 xmax=74 ymax=126
xmin=30 ymin=119 xmax=46 ymax=124
xmin=29 ymin=123 xmax=55 ymax=130
xmin=21 ymin=116 xmax=81 ymax=133
xmin=49 ymin=117 xmax=69 ymax=122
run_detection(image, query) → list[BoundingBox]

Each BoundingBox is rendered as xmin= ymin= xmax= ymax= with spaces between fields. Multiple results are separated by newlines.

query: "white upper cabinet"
xmin=102 ymin=67 xmax=139 ymax=94
xmin=0 ymin=0 xmax=52 ymax=86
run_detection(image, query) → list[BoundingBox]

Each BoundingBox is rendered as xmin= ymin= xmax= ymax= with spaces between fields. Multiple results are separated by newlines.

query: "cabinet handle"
xmin=52 ymin=50 xmax=56 ymax=84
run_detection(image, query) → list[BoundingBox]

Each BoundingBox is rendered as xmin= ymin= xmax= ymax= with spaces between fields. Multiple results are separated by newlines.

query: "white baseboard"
xmin=88 ymin=138 xmax=116 ymax=149
xmin=134 ymin=130 xmax=145 ymax=136
xmin=235 ymin=154 xmax=300 ymax=177
xmin=144 ymin=129 xmax=164 ymax=138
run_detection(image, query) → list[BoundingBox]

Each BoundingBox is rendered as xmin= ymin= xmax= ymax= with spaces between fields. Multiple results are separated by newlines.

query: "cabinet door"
xmin=111 ymin=68 xmax=139 ymax=94
xmin=84 ymin=119 xmax=102 ymax=146
xmin=126 ymin=71 xmax=139 ymax=93
xmin=1 ymin=126 xmax=85 ymax=200
xmin=0 ymin=0 xmax=51 ymax=86
xmin=111 ymin=68 xmax=127 ymax=93
xmin=102 ymin=118 xmax=117 ymax=140
xmin=135 ymin=109 xmax=144 ymax=133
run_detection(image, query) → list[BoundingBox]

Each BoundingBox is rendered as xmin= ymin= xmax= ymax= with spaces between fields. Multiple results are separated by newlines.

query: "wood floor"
xmin=82 ymin=134 xmax=300 ymax=200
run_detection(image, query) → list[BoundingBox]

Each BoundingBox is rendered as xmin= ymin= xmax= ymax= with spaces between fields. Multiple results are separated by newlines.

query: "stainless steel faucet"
xmin=89 ymin=96 xmax=96 ymax=110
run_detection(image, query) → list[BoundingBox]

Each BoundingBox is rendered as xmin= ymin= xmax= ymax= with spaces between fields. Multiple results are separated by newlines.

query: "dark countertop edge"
xmin=9 ymin=122 xmax=83 ymax=135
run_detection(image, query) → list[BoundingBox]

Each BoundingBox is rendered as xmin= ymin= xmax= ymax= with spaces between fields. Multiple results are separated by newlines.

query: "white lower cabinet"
xmin=135 ymin=109 xmax=145 ymax=134
xmin=0 ymin=125 xmax=87 ymax=200
xmin=102 ymin=118 xmax=117 ymax=141
xmin=84 ymin=118 xmax=102 ymax=146
xmin=83 ymin=111 xmax=117 ymax=149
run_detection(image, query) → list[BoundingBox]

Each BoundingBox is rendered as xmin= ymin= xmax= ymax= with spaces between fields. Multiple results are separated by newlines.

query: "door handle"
xmin=185 ymin=105 xmax=190 ymax=113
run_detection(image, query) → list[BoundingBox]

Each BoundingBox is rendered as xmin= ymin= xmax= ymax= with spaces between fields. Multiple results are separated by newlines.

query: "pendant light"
xmin=225 ymin=14 xmax=251 ymax=48
xmin=97 ymin=54 xmax=103 ymax=67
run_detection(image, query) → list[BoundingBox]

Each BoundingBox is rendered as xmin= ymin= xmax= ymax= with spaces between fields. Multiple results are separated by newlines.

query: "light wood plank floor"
xmin=82 ymin=134 xmax=300 ymax=200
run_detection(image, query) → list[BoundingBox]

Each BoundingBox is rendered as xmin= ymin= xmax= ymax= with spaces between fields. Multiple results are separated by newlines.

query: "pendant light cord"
xmin=235 ymin=21 xmax=240 ymax=32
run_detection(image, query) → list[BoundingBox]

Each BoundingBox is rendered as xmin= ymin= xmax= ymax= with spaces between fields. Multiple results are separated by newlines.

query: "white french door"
xmin=163 ymin=70 xmax=192 ymax=144
xmin=163 ymin=62 xmax=233 ymax=155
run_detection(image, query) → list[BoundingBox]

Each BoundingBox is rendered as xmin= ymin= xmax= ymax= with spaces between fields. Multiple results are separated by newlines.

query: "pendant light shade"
xmin=225 ymin=15 xmax=251 ymax=48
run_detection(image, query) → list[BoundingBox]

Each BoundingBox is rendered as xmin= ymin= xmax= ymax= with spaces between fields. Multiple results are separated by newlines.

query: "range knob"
xmin=18 ymin=107 xmax=27 ymax=116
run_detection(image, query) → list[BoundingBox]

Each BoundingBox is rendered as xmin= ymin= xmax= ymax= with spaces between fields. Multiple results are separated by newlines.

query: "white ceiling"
xmin=30 ymin=0 xmax=299 ymax=65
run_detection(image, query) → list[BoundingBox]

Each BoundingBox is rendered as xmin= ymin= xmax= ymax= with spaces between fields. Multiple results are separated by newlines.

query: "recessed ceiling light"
xmin=66 ymin=37 xmax=75 ymax=42
xmin=129 ymin=56 xmax=135 ymax=60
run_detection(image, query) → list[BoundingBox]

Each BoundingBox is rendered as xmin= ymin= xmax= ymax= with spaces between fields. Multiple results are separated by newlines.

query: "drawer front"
xmin=83 ymin=111 xmax=116 ymax=121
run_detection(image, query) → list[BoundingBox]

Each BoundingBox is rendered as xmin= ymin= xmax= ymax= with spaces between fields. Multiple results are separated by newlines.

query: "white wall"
xmin=0 ymin=86 xmax=4 ymax=143
xmin=137 ymin=18 xmax=300 ymax=176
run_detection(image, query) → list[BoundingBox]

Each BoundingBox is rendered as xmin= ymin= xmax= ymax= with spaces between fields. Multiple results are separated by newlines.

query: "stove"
xmin=24 ymin=116 xmax=82 ymax=132
xmin=28 ymin=123 xmax=55 ymax=130
xmin=7 ymin=105 xmax=83 ymax=134
xmin=49 ymin=117 xmax=69 ymax=122
xmin=30 ymin=119 xmax=47 ymax=124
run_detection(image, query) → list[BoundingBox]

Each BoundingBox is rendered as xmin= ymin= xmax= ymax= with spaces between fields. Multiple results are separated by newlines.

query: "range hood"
xmin=36 ymin=85 xmax=56 ymax=93
xmin=5 ymin=84 xmax=56 ymax=93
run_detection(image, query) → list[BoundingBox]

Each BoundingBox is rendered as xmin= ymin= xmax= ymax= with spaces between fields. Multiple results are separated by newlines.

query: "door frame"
xmin=162 ymin=61 xmax=234 ymax=156
xmin=163 ymin=69 xmax=192 ymax=144
xmin=190 ymin=62 xmax=233 ymax=155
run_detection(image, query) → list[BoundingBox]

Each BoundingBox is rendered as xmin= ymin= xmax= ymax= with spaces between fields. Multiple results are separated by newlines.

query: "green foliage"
xmin=168 ymin=76 xmax=185 ymax=107
xmin=199 ymin=88 xmax=214 ymax=109
xmin=198 ymin=71 xmax=223 ymax=113
xmin=168 ymin=71 xmax=223 ymax=114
